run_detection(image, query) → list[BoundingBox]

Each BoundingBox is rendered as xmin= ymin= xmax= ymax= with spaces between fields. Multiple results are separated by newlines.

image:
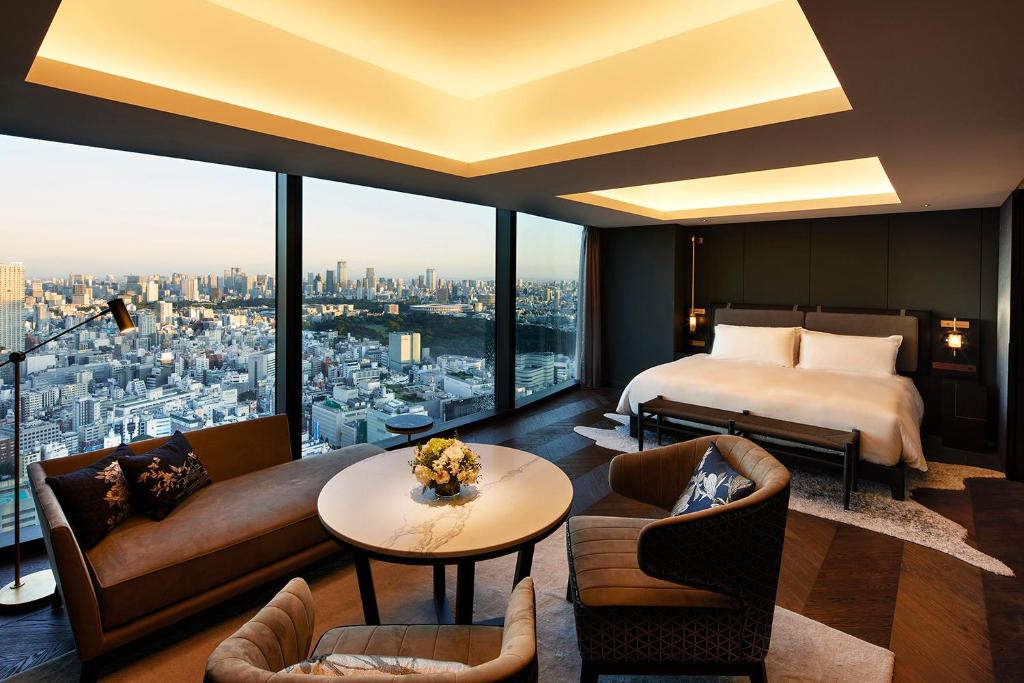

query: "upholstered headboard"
xmin=714 ymin=306 xmax=805 ymax=328
xmin=711 ymin=304 xmax=930 ymax=374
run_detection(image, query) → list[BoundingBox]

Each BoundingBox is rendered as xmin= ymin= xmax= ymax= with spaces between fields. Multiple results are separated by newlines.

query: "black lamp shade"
xmin=107 ymin=298 xmax=136 ymax=333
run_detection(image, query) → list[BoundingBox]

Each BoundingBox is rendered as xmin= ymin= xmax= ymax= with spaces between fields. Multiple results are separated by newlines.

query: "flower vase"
xmin=432 ymin=481 xmax=461 ymax=498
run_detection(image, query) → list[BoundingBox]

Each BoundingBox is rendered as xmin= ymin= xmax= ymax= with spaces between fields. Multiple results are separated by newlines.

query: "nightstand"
xmin=941 ymin=379 xmax=989 ymax=452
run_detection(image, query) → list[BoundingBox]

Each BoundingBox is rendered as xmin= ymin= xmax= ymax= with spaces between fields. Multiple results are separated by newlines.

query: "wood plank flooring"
xmin=1 ymin=387 xmax=1022 ymax=681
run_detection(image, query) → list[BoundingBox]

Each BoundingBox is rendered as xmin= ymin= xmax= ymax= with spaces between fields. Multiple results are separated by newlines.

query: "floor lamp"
xmin=0 ymin=298 xmax=135 ymax=609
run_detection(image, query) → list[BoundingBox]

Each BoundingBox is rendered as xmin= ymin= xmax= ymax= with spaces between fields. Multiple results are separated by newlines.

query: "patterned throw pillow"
xmin=45 ymin=445 xmax=134 ymax=548
xmin=117 ymin=431 xmax=211 ymax=520
xmin=671 ymin=442 xmax=755 ymax=516
xmin=281 ymin=654 xmax=471 ymax=677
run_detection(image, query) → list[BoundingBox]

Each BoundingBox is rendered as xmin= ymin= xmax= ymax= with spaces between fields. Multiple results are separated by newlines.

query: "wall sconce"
xmin=689 ymin=236 xmax=705 ymax=336
xmin=941 ymin=318 xmax=969 ymax=357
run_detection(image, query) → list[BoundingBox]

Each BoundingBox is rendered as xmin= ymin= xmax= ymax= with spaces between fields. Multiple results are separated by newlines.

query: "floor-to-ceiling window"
xmin=301 ymin=178 xmax=496 ymax=454
xmin=515 ymin=214 xmax=583 ymax=402
xmin=0 ymin=134 xmax=274 ymax=547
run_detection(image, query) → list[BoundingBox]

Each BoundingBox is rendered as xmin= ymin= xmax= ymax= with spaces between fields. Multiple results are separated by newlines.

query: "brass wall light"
xmin=941 ymin=318 xmax=969 ymax=356
xmin=689 ymin=235 xmax=705 ymax=335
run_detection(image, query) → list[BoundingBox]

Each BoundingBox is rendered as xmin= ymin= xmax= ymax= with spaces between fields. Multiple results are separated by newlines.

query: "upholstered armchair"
xmin=566 ymin=435 xmax=790 ymax=683
xmin=205 ymin=576 xmax=538 ymax=683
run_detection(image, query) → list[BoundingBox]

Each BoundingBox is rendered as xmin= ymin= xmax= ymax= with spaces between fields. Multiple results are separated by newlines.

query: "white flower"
xmin=435 ymin=469 xmax=450 ymax=484
xmin=442 ymin=444 xmax=464 ymax=465
xmin=414 ymin=465 xmax=433 ymax=486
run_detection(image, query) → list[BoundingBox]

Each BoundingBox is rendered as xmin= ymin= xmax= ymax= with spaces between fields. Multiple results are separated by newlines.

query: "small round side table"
xmin=385 ymin=413 xmax=434 ymax=444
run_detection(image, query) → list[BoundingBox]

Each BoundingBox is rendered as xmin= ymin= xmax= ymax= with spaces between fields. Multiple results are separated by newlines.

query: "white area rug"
xmin=576 ymin=413 xmax=1013 ymax=577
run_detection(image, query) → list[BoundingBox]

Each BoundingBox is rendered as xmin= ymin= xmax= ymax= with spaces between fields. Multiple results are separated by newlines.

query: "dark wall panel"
xmin=810 ymin=215 xmax=889 ymax=308
xmin=887 ymin=210 xmax=982 ymax=318
xmin=742 ymin=221 xmax=810 ymax=305
xmin=695 ymin=224 xmax=744 ymax=305
xmin=600 ymin=226 xmax=677 ymax=388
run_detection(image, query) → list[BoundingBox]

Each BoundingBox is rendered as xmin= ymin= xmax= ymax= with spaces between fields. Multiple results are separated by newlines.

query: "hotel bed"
xmin=617 ymin=305 xmax=929 ymax=472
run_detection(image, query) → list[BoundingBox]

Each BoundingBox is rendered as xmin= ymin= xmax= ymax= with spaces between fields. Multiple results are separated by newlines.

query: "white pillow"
xmin=797 ymin=328 xmax=902 ymax=376
xmin=711 ymin=325 xmax=799 ymax=367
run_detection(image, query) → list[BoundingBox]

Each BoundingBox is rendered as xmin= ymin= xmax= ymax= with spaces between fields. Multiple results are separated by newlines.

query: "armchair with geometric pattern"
xmin=566 ymin=434 xmax=790 ymax=683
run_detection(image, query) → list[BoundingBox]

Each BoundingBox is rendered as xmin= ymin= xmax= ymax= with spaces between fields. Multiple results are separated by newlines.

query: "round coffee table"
xmin=318 ymin=444 xmax=573 ymax=625
xmin=384 ymin=413 xmax=434 ymax=444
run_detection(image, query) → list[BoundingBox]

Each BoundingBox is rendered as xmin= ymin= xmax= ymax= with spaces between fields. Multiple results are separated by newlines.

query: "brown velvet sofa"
xmin=205 ymin=576 xmax=538 ymax=683
xmin=28 ymin=414 xmax=384 ymax=674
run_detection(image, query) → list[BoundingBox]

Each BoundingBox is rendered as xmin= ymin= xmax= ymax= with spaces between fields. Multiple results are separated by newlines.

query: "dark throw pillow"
xmin=117 ymin=431 xmax=211 ymax=520
xmin=671 ymin=442 xmax=755 ymax=516
xmin=45 ymin=445 xmax=135 ymax=548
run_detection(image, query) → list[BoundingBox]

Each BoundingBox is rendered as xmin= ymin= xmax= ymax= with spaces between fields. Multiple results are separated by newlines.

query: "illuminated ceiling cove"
xmin=560 ymin=158 xmax=901 ymax=220
xmin=28 ymin=0 xmax=850 ymax=178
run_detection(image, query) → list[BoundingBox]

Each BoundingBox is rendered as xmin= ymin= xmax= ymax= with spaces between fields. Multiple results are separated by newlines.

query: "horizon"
xmin=0 ymin=135 xmax=582 ymax=282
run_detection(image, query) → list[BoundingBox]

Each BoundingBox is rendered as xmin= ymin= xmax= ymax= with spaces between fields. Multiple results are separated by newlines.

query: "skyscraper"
xmin=183 ymin=276 xmax=200 ymax=300
xmin=337 ymin=260 xmax=347 ymax=291
xmin=366 ymin=267 xmax=377 ymax=299
xmin=325 ymin=269 xmax=336 ymax=294
xmin=426 ymin=268 xmax=437 ymax=291
xmin=0 ymin=262 xmax=25 ymax=355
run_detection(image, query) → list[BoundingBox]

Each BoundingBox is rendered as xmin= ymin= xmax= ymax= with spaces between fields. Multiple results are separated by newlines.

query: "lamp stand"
xmin=0 ymin=352 xmax=56 ymax=610
xmin=0 ymin=301 xmax=132 ymax=610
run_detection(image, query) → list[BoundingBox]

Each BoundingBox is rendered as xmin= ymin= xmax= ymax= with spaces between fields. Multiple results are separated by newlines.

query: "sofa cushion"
xmin=45 ymin=445 xmax=134 ymax=548
xmin=313 ymin=624 xmax=503 ymax=667
xmin=117 ymin=431 xmax=211 ymax=520
xmin=670 ymin=442 xmax=754 ymax=516
xmin=282 ymin=653 xmax=470 ymax=677
xmin=88 ymin=443 xmax=384 ymax=629
xmin=567 ymin=515 xmax=739 ymax=609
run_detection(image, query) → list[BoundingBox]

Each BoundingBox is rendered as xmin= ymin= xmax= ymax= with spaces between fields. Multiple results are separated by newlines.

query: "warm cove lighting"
xmin=27 ymin=0 xmax=850 ymax=177
xmin=559 ymin=157 xmax=901 ymax=220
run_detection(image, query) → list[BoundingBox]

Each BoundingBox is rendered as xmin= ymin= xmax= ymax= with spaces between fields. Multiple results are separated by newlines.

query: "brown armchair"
xmin=205 ymin=577 xmax=539 ymax=683
xmin=566 ymin=435 xmax=790 ymax=683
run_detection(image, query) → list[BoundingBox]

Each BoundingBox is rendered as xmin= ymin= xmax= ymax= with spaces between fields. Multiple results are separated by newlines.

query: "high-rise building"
xmin=366 ymin=267 xmax=377 ymax=299
xmin=72 ymin=283 xmax=92 ymax=306
xmin=156 ymin=301 xmax=173 ymax=323
xmin=183 ymin=276 xmax=200 ymax=300
xmin=0 ymin=262 xmax=25 ymax=357
xmin=337 ymin=261 xmax=347 ymax=291
xmin=388 ymin=331 xmax=421 ymax=372
xmin=136 ymin=310 xmax=157 ymax=336
xmin=247 ymin=351 xmax=275 ymax=389
xmin=426 ymin=268 xmax=437 ymax=291
xmin=325 ymin=269 xmax=336 ymax=294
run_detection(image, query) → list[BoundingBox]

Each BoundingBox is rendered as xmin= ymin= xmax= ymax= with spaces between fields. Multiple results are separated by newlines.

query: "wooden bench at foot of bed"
xmin=635 ymin=396 xmax=905 ymax=508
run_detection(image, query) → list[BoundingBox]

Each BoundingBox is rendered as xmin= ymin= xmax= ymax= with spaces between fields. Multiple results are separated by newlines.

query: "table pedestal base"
xmin=351 ymin=543 xmax=536 ymax=626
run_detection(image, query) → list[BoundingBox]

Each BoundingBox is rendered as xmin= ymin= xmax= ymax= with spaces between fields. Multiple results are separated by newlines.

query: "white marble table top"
xmin=318 ymin=444 xmax=574 ymax=560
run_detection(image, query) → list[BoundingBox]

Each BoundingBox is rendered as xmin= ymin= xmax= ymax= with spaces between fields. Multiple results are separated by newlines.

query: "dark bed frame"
xmin=628 ymin=303 xmax=932 ymax=501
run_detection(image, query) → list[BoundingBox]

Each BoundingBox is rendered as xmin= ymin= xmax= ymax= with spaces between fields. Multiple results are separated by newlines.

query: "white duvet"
xmin=616 ymin=354 xmax=927 ymax=471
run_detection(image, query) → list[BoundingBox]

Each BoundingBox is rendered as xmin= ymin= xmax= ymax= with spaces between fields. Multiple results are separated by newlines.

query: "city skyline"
xmin=1 ymin=135 xmax=582 ymax=281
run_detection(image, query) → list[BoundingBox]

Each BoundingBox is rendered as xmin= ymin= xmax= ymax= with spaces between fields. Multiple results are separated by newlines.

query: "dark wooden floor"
xmin=1 ymin=387 xmax=1022 ymax=681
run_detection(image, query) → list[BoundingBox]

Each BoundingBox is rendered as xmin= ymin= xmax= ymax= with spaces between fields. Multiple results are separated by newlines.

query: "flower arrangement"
xmin=411 ymin=437 xmax=481 ymax=497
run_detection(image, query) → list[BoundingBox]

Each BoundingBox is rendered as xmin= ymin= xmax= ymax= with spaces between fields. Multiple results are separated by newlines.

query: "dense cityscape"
xmin=0 ymin=260 xmax=578 ymax=543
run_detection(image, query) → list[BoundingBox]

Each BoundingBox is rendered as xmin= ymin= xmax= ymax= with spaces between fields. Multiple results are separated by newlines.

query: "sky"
xmin=0 ymin=134 xmax=582 ymax=282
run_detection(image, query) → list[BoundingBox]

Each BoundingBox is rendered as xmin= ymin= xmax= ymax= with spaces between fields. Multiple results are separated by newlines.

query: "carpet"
xmin=575 ymin=413 xmax=1013 ymax=577
xmin=11 ymin=524 xmax=894 ymax=683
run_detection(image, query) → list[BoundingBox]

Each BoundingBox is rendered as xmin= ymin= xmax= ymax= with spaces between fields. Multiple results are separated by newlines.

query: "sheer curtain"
xmin=578 ymin=226 xmax=602 ymax=387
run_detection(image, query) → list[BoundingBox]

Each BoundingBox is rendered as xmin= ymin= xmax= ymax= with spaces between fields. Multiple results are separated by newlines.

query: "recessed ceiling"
xmin=560 ymin=157 xmax=900 ymax=220
xmin=2 ymin=1 xmax=1021 ymax=228
xmin=27 ymin=0 xmax=849 ymax=176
